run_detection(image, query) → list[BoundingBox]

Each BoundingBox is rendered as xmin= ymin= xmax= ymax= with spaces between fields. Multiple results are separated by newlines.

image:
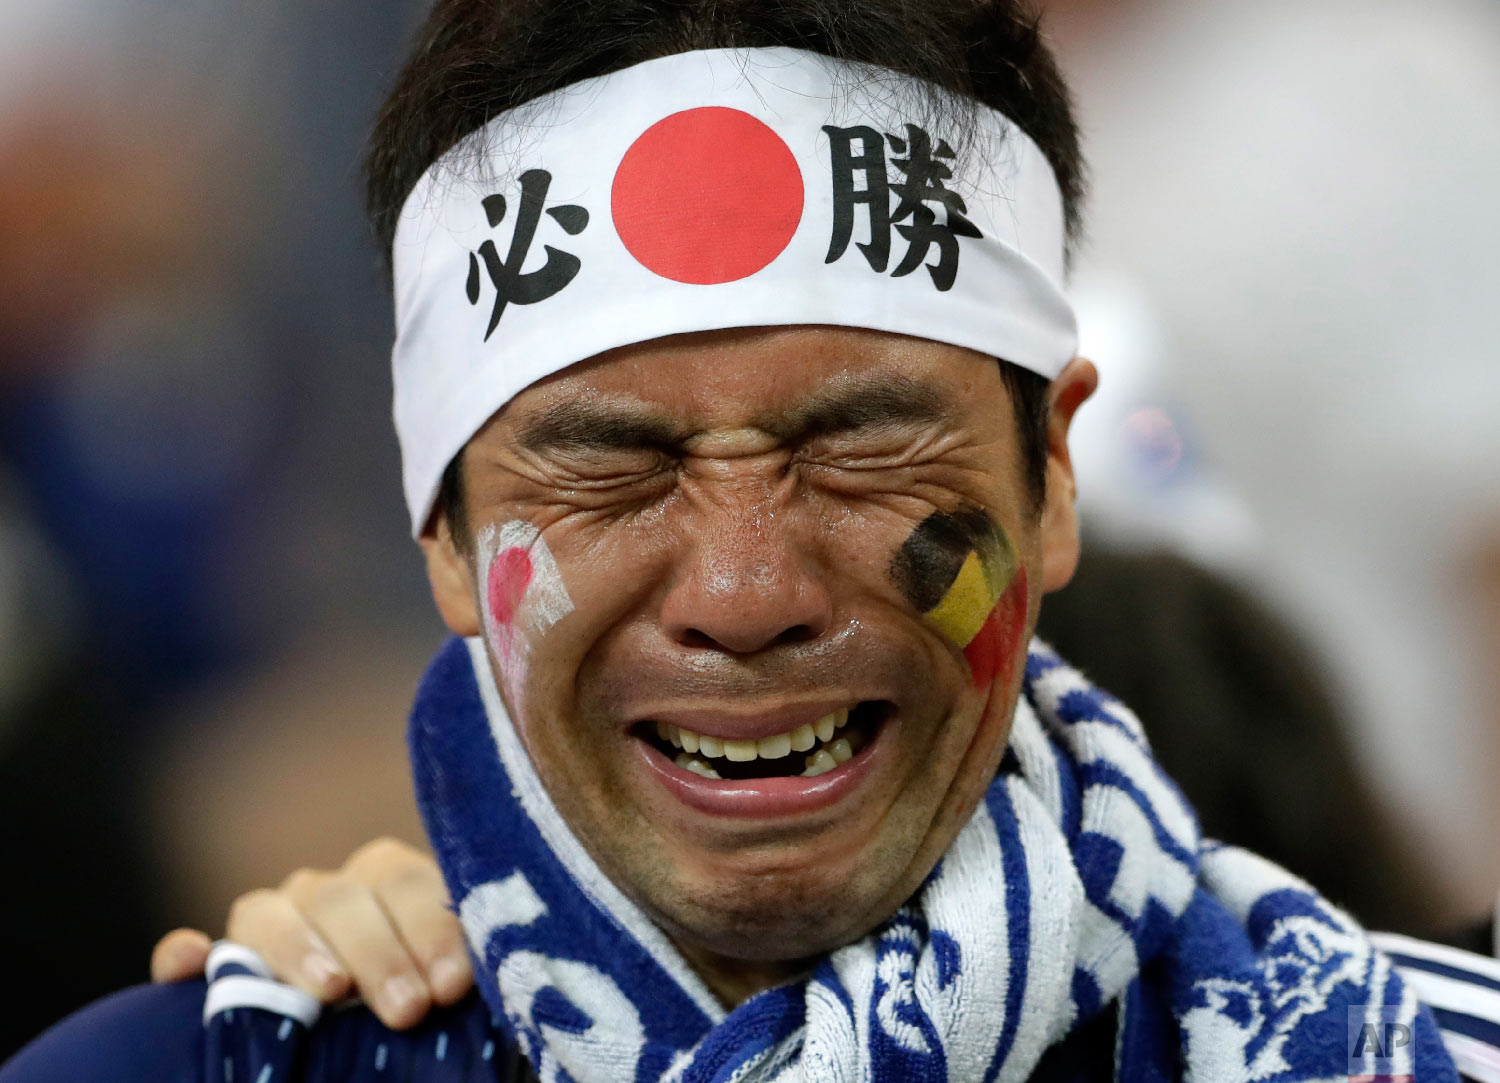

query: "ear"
xmin=1038 ymin=358 xmax=1098 ymax=595
xmin=419 ymin=511 xmax=481 ymax=637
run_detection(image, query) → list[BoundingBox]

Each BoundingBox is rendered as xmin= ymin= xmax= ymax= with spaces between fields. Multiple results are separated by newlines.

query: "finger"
xmin=291 ymin=873 xmax=433 ymax=1029
xmin=150 ymin=928 xmax=212 ymax=983
xmin=226 ymin=887 xmax=351 ymax=1002
xmin=371 ymin=863 xmax=472 ymax=1005
xmin=342 ymin=838 xmax=470 ymax=1006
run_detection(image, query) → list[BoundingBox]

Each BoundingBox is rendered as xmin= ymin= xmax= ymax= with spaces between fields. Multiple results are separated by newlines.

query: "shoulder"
xmin=1371 ymin=931 xmax=1500 ymax=1083
xmin=0 ymin=980 xmax=207 ymax=1083
xmin=3 ymin=944 xmax=533 ymax=1083
xmin=301 ymin=994 xmax=525 ymax=1081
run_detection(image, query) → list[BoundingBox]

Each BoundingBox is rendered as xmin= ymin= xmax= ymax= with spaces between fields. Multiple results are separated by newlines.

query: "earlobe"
xmin=1038 ymin=358 xmax=1098 ymax=595
xmin=419 ymin=515 xmax=481 ymax=637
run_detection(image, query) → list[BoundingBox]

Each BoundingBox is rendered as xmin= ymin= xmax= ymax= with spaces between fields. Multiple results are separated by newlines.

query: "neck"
xmin=674 ymin=939 xmax=816 ymax=1009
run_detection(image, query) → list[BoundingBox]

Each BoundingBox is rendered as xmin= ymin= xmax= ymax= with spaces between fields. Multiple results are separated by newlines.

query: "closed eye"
xmin=797 ymin=421 xmax=952 ymax=471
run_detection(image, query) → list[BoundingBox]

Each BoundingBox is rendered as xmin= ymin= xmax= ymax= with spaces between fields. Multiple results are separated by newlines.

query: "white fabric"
xmin=1369 ymin=932 xmax=1500 ymax=988
xmin=205 ymin=940 xmax=274 ymax=982
xmin=202 ymin=976 xmax=321 ymax=1029
xmin=1438 ymin=1031 xmax=1500 ymax=1083
xmin=392 ymin=47 xmax=1077 ymax=533
xmin=202 ymin=941 xmax=322 ymax=1028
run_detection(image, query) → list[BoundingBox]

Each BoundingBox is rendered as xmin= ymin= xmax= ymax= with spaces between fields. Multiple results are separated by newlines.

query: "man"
xmin=7 ymin=1 xmax=1500 ymax=1079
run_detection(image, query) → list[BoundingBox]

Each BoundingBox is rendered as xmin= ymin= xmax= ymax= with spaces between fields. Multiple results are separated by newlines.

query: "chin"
xmin=640 ymin=837 xmax=918 ymax=963
xmin=664 ymin=888 xmax=878 ymax=963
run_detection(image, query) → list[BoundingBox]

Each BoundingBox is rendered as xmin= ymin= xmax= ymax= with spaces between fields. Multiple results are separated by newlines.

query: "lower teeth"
xmin=675 ymin=754 xmax=722 ymax=779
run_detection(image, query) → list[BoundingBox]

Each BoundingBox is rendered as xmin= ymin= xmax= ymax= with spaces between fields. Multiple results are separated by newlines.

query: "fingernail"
xmin=429 ymin=954 xmax=469 ymax=998
xmin=304 ymin=953 xmax=346 ymax=994
xmin=382 ymin=974 xmax=426 ymax=1018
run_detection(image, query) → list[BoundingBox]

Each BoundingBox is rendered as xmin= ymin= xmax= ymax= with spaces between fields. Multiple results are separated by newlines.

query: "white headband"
xmin=392 ymin=47 xmax=1078 ymax=534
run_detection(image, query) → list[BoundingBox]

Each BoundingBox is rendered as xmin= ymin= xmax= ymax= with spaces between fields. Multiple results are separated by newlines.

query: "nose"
xmin=660 ymin=510 xmax=834 ymax=655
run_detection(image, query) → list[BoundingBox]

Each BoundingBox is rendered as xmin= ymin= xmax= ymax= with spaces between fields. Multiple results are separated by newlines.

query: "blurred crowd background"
xmin=2 ymin=0 xmax=1497 ymax=1058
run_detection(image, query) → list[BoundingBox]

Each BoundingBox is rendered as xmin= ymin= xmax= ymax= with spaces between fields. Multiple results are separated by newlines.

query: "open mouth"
xmin=636 ymin=702 xmax=889 ymax=781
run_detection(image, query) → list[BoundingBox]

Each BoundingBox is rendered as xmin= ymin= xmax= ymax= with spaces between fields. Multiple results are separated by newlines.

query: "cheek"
xmin=957 ymin=566 xmax=1028 ymax=689
xmin=477 ymin=521 xmax=576 ymax=707
xmin=488 ymin=547 xmax=534 ymax=628
xmin=891 ymin=507 xmax=1029 ymax=689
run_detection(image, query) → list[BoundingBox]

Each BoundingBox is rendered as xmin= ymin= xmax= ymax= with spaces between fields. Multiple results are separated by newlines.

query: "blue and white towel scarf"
xmin=410 ymin=636 xmax=1458 ymax=1081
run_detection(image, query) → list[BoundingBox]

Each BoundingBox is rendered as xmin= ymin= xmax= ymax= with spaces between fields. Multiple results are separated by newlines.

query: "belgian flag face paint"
xmin=891 ymin=507 xmax=1029 ymax=688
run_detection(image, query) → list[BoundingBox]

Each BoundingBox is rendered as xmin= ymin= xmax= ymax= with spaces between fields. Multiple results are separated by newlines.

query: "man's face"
xmin=425 ymin=326 xmax=1084 ymax=979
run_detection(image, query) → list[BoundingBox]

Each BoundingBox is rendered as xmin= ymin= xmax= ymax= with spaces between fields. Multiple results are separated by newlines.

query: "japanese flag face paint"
xmin=476 ymin=520 xmax=575 ymax=707
xmin=891 ymin=507 xmax=1029 ymax=688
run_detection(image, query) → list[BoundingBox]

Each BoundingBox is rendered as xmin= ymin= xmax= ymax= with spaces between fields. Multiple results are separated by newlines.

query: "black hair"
xmin=376 ymin=0 xmax=1082 ymax=538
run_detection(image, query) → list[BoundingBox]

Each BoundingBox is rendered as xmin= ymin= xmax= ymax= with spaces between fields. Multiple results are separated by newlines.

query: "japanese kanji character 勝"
xmin=823 ymin=123 xmax=982 ymax=292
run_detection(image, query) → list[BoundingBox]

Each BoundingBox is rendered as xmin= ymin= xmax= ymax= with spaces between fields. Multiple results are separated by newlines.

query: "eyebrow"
xmin=760 ymin=373 xmax=953 ymax=442
xmin=514 ymin=373 xmax=954 ymax=454
xmin=516 ymin=401 xmax=688 ymax=454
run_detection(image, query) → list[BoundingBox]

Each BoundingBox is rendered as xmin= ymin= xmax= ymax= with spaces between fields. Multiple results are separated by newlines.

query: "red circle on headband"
xmin=612 ymin=107 xmax=804 ymax=285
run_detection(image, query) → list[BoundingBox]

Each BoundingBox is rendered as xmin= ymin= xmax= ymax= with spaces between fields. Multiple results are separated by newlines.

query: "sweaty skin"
xmin=152 ymin=334 xmax=1095 ymax=1018
xmin=416 ymin=329 xmax=1093 ymax=1007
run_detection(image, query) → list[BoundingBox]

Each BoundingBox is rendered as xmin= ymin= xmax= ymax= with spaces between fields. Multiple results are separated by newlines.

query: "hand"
xmin=150 ymin=838 xmax=471 ymax=1029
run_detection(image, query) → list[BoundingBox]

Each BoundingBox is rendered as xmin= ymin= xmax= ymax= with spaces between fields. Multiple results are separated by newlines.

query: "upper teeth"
xmin=656 ymin=708 xmax=856 ymax=778
xmin=657 ymin=708 xmax=847 ymax=762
